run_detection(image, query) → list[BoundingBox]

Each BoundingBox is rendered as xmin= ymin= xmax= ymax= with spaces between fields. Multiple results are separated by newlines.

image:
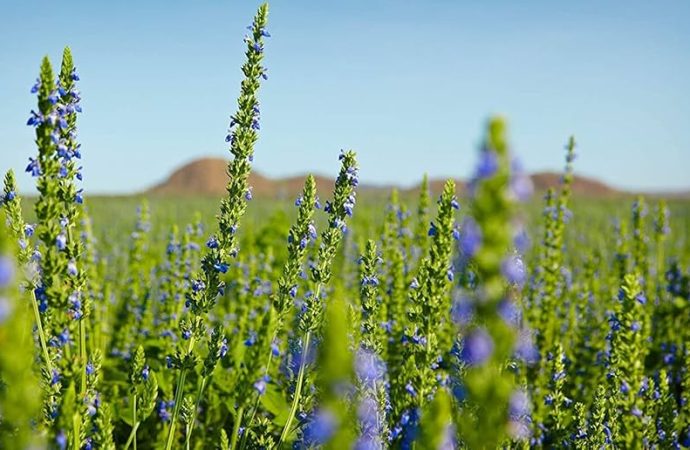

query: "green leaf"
xmin=260 ymin=384 xmax=290 ymax=427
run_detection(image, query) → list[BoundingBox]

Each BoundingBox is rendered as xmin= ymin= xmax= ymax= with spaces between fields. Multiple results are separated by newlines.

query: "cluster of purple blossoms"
xmin=26 ymin=69 xmax=84 ymax=195
xmin=301 ymin=409 xmax=337 ymax=447
xmin=459 ymin=328 xmax=494 ymax=366
xmin=157 ymin=399 xmax=175 ymax=422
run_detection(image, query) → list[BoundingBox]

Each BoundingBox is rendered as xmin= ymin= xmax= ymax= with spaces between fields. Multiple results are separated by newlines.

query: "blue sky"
xmin=1 ymin=0 xmax=688 ymax=194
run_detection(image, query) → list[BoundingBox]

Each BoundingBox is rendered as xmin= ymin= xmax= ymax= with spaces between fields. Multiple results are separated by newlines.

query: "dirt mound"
xmin=530 ymin=171 xmax=617 ymax=197
xmin=149 ymin=158 xmax=339 ymax=198
xmin=149 ymin=158 xmax=624 ymax=198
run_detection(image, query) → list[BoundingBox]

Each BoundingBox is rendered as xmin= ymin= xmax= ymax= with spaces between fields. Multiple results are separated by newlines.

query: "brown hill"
xmin=149 ymin=158 xmax=370 ymax=198
xmin=148 ymin=157 xmax=631 ymax=198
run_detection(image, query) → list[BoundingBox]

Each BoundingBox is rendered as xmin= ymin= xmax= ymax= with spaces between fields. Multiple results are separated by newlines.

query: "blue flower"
xmin=214 ymin=262 xmax=229 ymax=273
xmin=25 ymin=157 xmax=41 ymax=177
xmin=502 ymin=254 xmax=526 ymax=286
xmin=475 ymin=150 xmax=498 ymax=179
xmin=0 ymin=256 xmax=14 ymax=288
xmin=142 ymin=365 xmax=150 ymax=381
xmin=428 ymin=222 xmax=437 ymax=237
xmin=158 ymin=400 xmax=175 ymax=422
xmin=56 ymin=431 xmax=67 ymax=450
xmin=67 ymin=260 xmax=78 ymax=277
xmin=303 ymin=410 xmax=337 ymax=446
xmin=51 ymin=369 xmax=61 ymax=386
xmin=219 ymin=338 xmax=229 ymax=358
xmin=86 ymin=361 xmax=95 ymax=376
xmin=355 ymin=349 xmax=386 ymax=387
xmin=244 ymin=331 xmax=257 ymax=347
xmin=192 ymin=279 xmax=205 ymax=293
xmin=460 ymin=329 xmax=494 ymax=366
xmin=253 ymin=375 xmax=270 ymax=395
xmin=206 ymin=236 xmax=220 ymax=249
xmin=509 ymin=390 xmax=531 ymax=419
xmin=271 ymin=340 xmax=281 ymax=357
xmin=56 ymin=233 xmax=67 ymax=250
xmin=460 ymin=218 xmax=481 ymax=257
xmin=451 ymin=295 xmax=474 ymax=326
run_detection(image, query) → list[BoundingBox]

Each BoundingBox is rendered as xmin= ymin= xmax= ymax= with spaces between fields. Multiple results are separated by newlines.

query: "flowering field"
xmin=2 ymin=4 xmax=690 ymax=449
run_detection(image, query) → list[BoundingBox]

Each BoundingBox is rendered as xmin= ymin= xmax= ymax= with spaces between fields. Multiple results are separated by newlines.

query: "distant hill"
xmin=147 ymin=157 xmax=676 ymax=199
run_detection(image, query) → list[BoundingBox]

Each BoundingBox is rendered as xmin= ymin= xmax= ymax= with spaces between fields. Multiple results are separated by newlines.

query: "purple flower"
xmin=355 ymin=349 xmax=386 ymax=387
xmin=158 ymin=400 xmax=175 ymax=422
xmin=67 ymin=260 xmax=78 ymax=277
xmin=498 ymin=300 xmax=521 ymax=327
xmin=253 ymin=375 xmax=270 ymax=395
xmin=142 ymin=365 xmax=150 ymax=381
xmin=475 ymin=150 xmax=498 ymax=179
xmin=509 ymin=390 xmax=531 ymax=419
xmin=56 ymin=431 xmax=67 ymax=450
xmin=451 ymin=295 xmax=474 ymax=325
xmin=510 ymin=159 xmax=534 ymax=202
xmin=86 ymin=361 xmax=95 ymax=376
xmin=515 ymin=330 xmax=539 ymax=364
xmin=56 ymin=233 xmax=67 ymax=250
xmin=428 ymin=222 xmax=438 ymax=237
xmin=244 ymin=331 xmax=257 ymax=347
xmin=0 ymin=256 xmax=14 ymax=288
xmin=502 ymin=254 xmax=526 ymax=286
xmin=460 ymin=218 xmax=482 ymax=257
xmin=206 ymin=236 xmax=220 ymax=249
xmin=51 ymin=369 xmax=61 ymax=386
xmin=514 ymin=228 xmax=530 ymax=253
xmin=303 ymin=410 xmax=337 ymax=446
xmin=450 ymin=197 xmax=460 ymax=210
xmin=25 ymin=157 xmax=41 ymax=177
xmin=214 ymin=262 xmax=229 ymax=273
xmin=460 ymin=329 xmax=494 ymax=366
xmin=191 ymin=279 xmax=205 ymax=293
xmin=24 ymin=223 xmax=35 ymax=237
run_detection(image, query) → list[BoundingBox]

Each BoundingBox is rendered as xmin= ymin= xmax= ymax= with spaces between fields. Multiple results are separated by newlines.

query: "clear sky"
xmin=1 ymin=0 xmax=688 ymax=194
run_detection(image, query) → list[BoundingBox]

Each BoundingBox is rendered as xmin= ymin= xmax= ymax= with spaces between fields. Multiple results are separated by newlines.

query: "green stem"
xmin=79 ymin=318 xmax=86 ymax=395
xmin=185 ymin=376 xmax=207 ymax=450
xmin=277 ymin=331 xmax=311 ymax=448
xmin=240 ymin=324 xmax=282 ymax=450
xmin=123 ymin=422 xmax=140 ymax=450
xmin=230 ymin=406 xmax=245 ymax=450
xmin=165 ymin=333 xmax=196 ymax=450
xmin=123 ymin=395 xmax=140 ymax=450
xmin=30 ymin=289 xmax=53 ymax=377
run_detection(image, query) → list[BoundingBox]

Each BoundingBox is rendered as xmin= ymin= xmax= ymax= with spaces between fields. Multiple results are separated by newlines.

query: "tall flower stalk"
xmin=164 ymin=5 xmax=270 ymax=448
xmin=278 ymin=150 xmax=359 ymax=447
